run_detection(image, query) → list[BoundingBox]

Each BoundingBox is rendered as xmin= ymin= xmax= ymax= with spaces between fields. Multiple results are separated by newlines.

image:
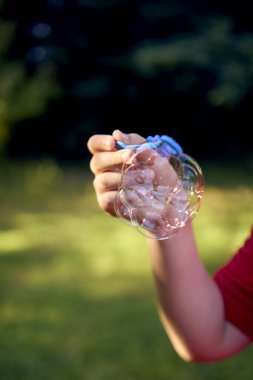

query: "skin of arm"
xmin=87 ymin=130 xmax=251 ymax=363
xmin=147 ymin=224 xmax=250 ymax=362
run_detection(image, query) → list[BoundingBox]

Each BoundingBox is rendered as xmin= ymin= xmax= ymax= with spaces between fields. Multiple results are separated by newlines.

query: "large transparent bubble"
xmin=114 ymin=139 xmax=204 ymax=240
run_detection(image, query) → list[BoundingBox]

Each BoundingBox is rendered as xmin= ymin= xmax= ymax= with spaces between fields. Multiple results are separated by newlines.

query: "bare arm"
xmin=87 ymin=130 xmax=251 ymax=363
xmin=147 ymin=222 xmax=251 ymax=362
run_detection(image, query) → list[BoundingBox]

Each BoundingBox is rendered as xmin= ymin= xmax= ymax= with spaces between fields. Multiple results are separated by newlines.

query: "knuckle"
xmin=98 ymin=174 xmax=108 ymax=192
xmin=98 ymin=193 xmax=112 ymax=213
xmin=89 ymin=155 xmax=98 ymax=174
xmin=93 ymin=173 xmax=111 ymax=193
xmin=87 ymin=135 xmax=95 ymax=152
xmin=93 ymin=175 xmax=103 ymax=193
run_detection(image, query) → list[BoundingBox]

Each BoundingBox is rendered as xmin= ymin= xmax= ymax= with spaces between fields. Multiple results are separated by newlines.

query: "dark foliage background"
xmin=1 ymin=0 xmax=253 ymax=162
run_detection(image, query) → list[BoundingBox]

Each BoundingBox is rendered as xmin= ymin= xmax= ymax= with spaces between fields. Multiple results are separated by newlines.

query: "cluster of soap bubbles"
xmin=114 ymin=135 xmax=204 ymax=240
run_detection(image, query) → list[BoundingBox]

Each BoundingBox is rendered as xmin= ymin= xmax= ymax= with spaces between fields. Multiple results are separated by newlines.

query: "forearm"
xmin=147 ymin=222 xmax=250 ymax=362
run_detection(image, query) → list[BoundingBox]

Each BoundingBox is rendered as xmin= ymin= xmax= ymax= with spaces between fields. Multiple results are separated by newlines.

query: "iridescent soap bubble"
xmin=114 ymin=137 xmax=204 ymax=240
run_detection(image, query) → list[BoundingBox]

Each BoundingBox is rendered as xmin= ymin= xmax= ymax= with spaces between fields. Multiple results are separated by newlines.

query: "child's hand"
xmin=87 ymin=130 xmax=145 ymax=216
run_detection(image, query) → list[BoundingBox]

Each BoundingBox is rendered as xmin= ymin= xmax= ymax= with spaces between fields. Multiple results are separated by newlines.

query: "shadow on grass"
xmin=1 ymin=246 xmax=253 ymax=380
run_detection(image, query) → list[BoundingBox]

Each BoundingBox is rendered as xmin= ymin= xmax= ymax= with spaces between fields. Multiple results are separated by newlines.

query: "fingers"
xmin=90 ymin=149 xmax=133 ymax=174
xmin=88 ymin=130 xmax=147 ymax=218
xmin=93 ymin=171 xmax=122 ymax=193
xmin=97 ymin=191 xmax=117 ymax=216
xmin=87 ymin=130 xmax=145 ymax=156
xmin=87 ymin=134 xmax=115 ymax=154
xmin=112 ymin=130 xmax=145 ymax=145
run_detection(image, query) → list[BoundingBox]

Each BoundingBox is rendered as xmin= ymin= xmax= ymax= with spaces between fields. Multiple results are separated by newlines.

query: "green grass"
xmin=0 ymin=159 xmax=253 ymax=380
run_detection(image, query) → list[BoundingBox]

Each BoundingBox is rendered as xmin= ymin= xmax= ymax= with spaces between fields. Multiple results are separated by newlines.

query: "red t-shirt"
xmin=214 ymin=228 xmax=253 ymax=339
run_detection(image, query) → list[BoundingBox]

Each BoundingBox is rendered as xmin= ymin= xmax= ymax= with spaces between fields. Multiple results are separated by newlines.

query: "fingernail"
xmin=117 ymin=130 xmax=129 ymax=143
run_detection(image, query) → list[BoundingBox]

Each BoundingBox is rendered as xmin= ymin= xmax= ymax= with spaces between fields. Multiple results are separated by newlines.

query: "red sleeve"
xmin=214 ymin=228 xmax=253 ymax=340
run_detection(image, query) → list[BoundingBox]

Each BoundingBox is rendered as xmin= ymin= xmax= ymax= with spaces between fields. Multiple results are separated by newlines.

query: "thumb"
xmin=112 ymin=130 xmax=146 ymax=145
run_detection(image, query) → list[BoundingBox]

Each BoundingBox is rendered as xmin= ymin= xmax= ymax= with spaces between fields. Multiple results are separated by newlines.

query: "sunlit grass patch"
xmin=0 ymin=160 xmax=252 ymax=380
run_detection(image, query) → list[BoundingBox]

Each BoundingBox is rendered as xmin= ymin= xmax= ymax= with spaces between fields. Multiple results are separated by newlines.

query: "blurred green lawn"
xmin=0 ymin=160 xmax=253 ymax=380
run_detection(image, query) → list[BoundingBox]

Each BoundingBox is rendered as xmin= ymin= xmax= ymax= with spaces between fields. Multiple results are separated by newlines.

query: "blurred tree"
xmin=0 ymin=0 xmax=60 ymax=156
xmin=132 ymin=16 xmax=253 ymax=107
xmin=1 ymin=0 xmax=253 ymax=162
